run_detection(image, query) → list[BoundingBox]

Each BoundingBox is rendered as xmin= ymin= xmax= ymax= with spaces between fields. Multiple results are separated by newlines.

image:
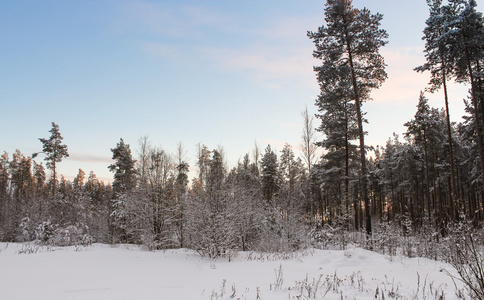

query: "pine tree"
xmin=85 ymin=171 xmax=100 ymax=202
xmin=458 ymin=97 xmax=484 ymax=219
xmin=416 ymin=0 xmax=465 ymax=219
xmin=0 ymin=152 xmax=10 ymax=238
xmin=73 ymin=168 xmax=85 ymax=191
xmin=308 ymin=0 xmax=388 ymax=235
xmin=10 ymin=150 xmax=34 ymax=202
xmin=445 ymin=0 xmax=484 ymax=189
xmin=33 ymin=161 xmax=46 ymax=195
xmin=312 ymin=71 xmax=359 ymax=226
xmin=38 ymin=122 xmax=69 ymax=194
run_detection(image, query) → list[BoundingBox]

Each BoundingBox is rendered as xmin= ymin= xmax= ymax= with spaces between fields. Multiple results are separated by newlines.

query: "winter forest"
xmin=2 ymin=0 xmax=484 ymax=299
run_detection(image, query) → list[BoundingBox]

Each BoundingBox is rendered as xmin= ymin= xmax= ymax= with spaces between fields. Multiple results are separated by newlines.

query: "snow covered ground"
xmin=0 ymin=243 xmax=465 ymax=299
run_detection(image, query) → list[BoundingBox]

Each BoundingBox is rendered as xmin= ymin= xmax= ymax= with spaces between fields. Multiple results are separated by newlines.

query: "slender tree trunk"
xmin=390 ymin=168 xmax=395 ymax=220
xmin=344 ymin=101 xmax=350 ymax=228
xmin=478 ymin=65 xmax=484 ymax=220
xmin=465 ymin=51 xmax=484 ymax=200
xmin=354 ymin=196 xmax=360 ymax=230
xmin=423 ymin=133 xmax=432 ymax=222
xmin=441 ymin=68 xmax=457 ymax=219
xmin=52 ymin=148 xmax=57 ymax=196
xmin=346 ymin=41 xmax=371 ymax=236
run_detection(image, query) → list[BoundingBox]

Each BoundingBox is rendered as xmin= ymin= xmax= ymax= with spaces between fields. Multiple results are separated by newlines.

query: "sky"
xmin=0 ymin=0 xmax=473 ymax=183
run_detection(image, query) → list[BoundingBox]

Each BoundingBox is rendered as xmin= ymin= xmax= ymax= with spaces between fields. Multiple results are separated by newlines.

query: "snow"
xmin=0 ymin=243 xmax=465 ymax=299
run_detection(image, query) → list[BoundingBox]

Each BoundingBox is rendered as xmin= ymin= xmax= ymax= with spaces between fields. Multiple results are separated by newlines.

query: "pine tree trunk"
xmin=344 ymin=102 xmax=350 ymax=228
xmin=465 ymin=50 xmax=484 ymax=206
xmin=390 ymin=169 xmax=395 ymax=219
xmin=52 ymin=156 xmax=56 ymax=196
xmin=423 ymin=133 xmax=432 ymax=222
xmin=441 ymin=68 xmax=457 ymax=220
xmin=346 ymin=41 xmax=372 ymax=236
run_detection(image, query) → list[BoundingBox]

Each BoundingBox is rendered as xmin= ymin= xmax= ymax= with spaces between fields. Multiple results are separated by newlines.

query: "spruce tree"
xmin=260 ymin=145 xmax=280 ymax=205
xmin=207 ymin=150 xmax=225 ymax=195
xmin=279 ymin=143 xmax=297 ymax=194
xmin=196 ymin=144 xmax=211 ymax=188
xmin=108 ymin=138 xmax=137 ymax=242
xmin=404 ymin=92 xmax=447 ymax=222
xmin=108 ymin=138 xmax=137 ymax=195
xmin=308 ymin=0 xmax=388 ymax=235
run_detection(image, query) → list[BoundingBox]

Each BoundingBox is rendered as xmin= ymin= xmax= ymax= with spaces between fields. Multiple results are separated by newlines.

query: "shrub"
xmin=446 ymin=222 xmax=484 ymax=300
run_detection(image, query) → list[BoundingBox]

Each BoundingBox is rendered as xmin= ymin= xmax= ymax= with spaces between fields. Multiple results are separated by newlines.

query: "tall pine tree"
xmin=446 ymin=0 xmax=484 ymax=189
xmin=416 ymin=0 xmax=462 ymax=218
xmin=308 ymin=0 xmax=388 ymax=235
xmin=38 ymin=122 xmax=69 ymax=194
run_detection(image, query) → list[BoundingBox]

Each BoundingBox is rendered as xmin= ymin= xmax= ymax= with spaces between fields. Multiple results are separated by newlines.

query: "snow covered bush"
xmin=311 ymin=224 xmax=338 ymax=249
xmin=372 ymin=218 xmax=400 ymax=257
xmin=34 ymin=220 xmax=56 ymax=243
xmin=116 ymin=191 xmax=178 ymax=250
xmin=187 ymin=193 xmax=238 ymax=258
xmin=446 ymin=220 xmax=484 ymax=299
xmin=17 ymin=217 xmax=35 ymax=242
xmin=50 ymin=224 xmax=92 ymax=246
xmin=20 ymin=220 xmax=92 ymax=247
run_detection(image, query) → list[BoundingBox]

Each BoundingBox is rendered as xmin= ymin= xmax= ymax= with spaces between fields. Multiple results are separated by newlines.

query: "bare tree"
xmin=252 ymin=141 xmax=261 ymax=173
xmin=196 ymin=143 xmax=211 ymax=188
xmin=301 ymin=107 xmax=318 ymax=176
xmin=176 ymin=142 xmax=188 ymax=166
xmin=137 ymin=136 xmax=151 ymax=184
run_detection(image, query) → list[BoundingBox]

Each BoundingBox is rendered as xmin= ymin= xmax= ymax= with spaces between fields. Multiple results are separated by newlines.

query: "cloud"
xmin=199 ymin=15 xmax=322 ymax=89
xmin=370 ymin=46 xmax=430 ymax=104
xmin=116 ymin=1 xmax=232 ymax=38
xmin=257 ymin=15 xmax=322 ymax=42
xmin=202 ymin=43 xmax=318 ymax=89
xmin=370 ymin=46 xmax=469 ymax=119
xmin=138 ymin=41 xmax=178 ymax=59
xmin=117 ymin=3 xmax=321 ymax=90
xmin=68 ymin=153 xmax=112 ymax=165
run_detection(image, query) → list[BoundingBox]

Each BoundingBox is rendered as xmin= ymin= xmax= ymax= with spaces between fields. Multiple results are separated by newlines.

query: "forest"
xmin=1 ymin=2 xmax=484 ymax=296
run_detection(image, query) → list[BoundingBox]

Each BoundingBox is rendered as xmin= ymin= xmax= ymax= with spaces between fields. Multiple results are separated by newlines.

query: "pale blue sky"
xmin=0 ymin=0 xmax=471 ymax=182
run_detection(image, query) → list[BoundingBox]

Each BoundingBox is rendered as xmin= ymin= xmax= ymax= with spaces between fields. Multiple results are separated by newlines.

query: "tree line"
xmin=0 ymin=0 xmax=483 ymax=254
xmin=308 ymin=0 xmax=484 ymax=236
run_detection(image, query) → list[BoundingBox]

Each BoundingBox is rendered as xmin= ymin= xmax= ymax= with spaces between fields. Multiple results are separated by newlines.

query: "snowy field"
xmin=0 ymin=243 xmax=465 ymax=299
